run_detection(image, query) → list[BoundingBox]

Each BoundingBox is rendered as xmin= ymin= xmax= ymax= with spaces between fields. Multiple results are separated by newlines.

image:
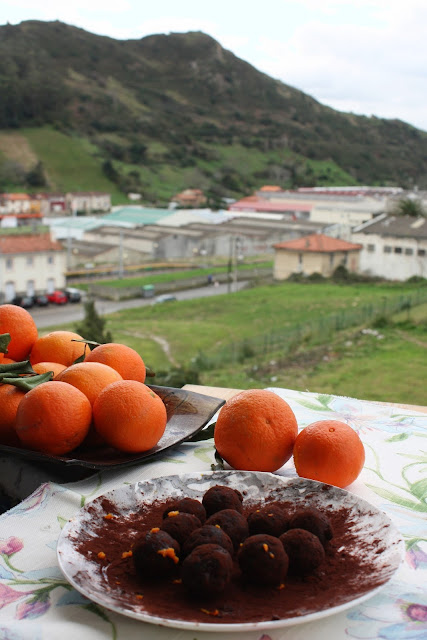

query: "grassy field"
xmin=48 ymin=280 xmax=427 ymax=406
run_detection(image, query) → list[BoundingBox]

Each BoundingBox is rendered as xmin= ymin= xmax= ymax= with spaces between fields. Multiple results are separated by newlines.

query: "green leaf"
xmin=295 ymin=399 xmax=333 ymax=412
xmin=188 ymin=422 xmax=215 ymax=442
xmin=145 ymin=365 xmax=156 ymax=378
xmin=0 ymin=360 xmax=35 ymax=375
xmin=83 ymin=602 xmax=111 ymax=623
xmin=317 ymin=394 xmax=333 ymax=407
xmin=211 ymin=448 xmax=224 ymax=471
xmin=57 ymin=516 xmax=68 ymax=529
xmin=399 ymin=453 xmax=427 ymax=463
xmin=366 ymin=484 xmax=427 ymax=512
xmin=409 ymin=478 xmax=427 ymax=501
xmin=0 ymin=333 xmax=11 ymax=354
xmin=0 ymin=371 xmax=53 ymax=391
xmin=386 ymin=433 xmax=410 ymax=443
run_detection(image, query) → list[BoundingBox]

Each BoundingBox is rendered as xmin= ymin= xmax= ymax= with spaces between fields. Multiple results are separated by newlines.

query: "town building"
xmin=352 ymin=214 xmax=427 ymax=280
xmin=273 ymin=233 xmax=362 ymax=280
xmin=170 ymin=189 xmax=207 ymax=208
xmin=0 ymin=232 xmax=66 ymax=302
xmin=65 ymin=191 xmax=111 ymax=214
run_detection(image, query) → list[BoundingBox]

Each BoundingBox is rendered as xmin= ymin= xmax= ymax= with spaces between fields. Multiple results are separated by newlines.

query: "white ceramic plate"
xmin=57 ymin=471 xmax=404 ymax=632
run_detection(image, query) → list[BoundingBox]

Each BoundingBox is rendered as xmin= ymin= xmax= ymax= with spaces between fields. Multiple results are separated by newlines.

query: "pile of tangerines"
xmin=0 ymin=304 xmax=365 ymax=489
xmin=0 ymin=304 xmax=166 ymax=455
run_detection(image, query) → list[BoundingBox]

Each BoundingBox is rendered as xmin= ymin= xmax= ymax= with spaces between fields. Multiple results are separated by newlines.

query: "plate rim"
xmin=57 ymin=470 xmax=405 ymax=633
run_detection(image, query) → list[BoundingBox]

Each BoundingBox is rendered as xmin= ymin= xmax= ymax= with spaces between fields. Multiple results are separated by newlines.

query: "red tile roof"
xmin=273 ymin=233 xmax=362 ymax=253
xmin=0 ymin=233 xmax=64 ymax=254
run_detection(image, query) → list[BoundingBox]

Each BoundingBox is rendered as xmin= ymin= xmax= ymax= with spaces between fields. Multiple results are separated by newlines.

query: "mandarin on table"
xmin=0 ymin=304 xmax=38 ymax=361
xmin=214 ymin=389 xmax=298 ymax=472
xmin=0 ymin=384 xmax=25 ymax=446
xmin=15 ymin=381 xmax=92 ymax=455
xmin=293 ymin=419 xmax=365 ymax=488
xmin=55 ymin=361 xmax=123 ymax=406
xmin=85 ymin=342 xmax=146 ymax=383
xmin=29 ymin=331 xmax=87 ymax=367
xmin=93 ymin=380 xmax=166 ymax=453
xmin=32 ymin=362 xmax=67 ymax=379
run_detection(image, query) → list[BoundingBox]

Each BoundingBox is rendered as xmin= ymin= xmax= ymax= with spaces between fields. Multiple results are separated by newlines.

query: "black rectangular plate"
xmin=0 ymin=386 xmax=225 ymax=470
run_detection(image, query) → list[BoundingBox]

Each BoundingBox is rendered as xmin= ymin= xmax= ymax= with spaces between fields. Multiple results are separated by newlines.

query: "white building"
xmin=65 ymin=192 xmax=111 ymax=214
xmin=0 ymin=232 xmax=67 ymax=302
xmin=352 ymin=214 xmax=427 ymax=280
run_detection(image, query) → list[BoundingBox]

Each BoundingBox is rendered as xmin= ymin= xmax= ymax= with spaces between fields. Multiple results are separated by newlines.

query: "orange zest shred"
xmin=262 ymin=543 xmax=269 ymax=552
xmin=136 ymin=594 xmax=144 ymax=600
xmin=167 ymin=510 xmax=179 ymax=517
xmin=121 ymin=550 xmax=133 ymax=559
xmin=269 ymin=552 xmax=275 ymax=559
xmin=215 ymin=524 xmax=221 ymax=529
xmin=172 ymin=578 xmax=182 ymax=584
xmin=97 ymin=551 xmax=106 ymax=560
xmin=200 ymin=608 xmax=219 ymax=616
xmin=157 ymin=547 xmax=179 ymax=564
xmin=150 ymin=527 xmax=160 ymax=533
xmin=104 ymin=513 xmax=114 ymax=520
xmin=277 ymin=583 xmax=285 ymax=590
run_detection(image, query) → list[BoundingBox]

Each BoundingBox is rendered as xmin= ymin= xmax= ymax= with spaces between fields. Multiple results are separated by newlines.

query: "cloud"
xmin=248 ymin=5 xmax=427 ymax=130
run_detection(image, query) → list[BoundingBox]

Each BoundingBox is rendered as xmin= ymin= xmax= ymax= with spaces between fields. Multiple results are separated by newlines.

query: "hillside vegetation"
xmin=47 ymin=280 xmax=427 ymax=406
xmin=0 ymin=21 xmax=426 ymax=203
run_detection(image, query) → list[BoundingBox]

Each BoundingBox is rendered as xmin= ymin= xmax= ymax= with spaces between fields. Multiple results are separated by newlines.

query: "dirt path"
xmin=395 ymin=330 xmax=427 ymax=349
xmin=121 ymin=330 xmax=180 ymax=367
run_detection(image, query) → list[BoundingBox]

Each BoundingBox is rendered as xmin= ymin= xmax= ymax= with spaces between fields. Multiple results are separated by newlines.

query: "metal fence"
xmin=193 ymin=288 xmax=427 ymax=370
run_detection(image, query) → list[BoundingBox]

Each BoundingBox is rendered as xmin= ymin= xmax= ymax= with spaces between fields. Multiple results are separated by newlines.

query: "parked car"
xmin=153 ymin=294 xmax=177 ymax=304
xmin=32 ymin=294 xmax=49 ymax=307
xmin=47 ymin=290 xmax=68 ymax=305
xmin=65 ymin=287 xmax=82 ymax=303
xmin=12 ymin=295 xmax=34 ymax=309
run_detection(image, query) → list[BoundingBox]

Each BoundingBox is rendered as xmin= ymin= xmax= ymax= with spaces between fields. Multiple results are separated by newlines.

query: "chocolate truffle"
xmin=206 ymin=508 xmax=249 ymax=550
xmin=288 ymin=507 xmax=333 ymax=547
xmin=280 ymin=528 xmax=325 ymax=576
xmin=160 ymin=512 xmax=201 ymax=546
xmin=202 ymin=485 xmax=244 ymax=516
xmin=133 ymin=529 xmax=180 ymax=579
xmin=247 ymin=504 xmax=289 ymax=537
xmin=181 ymin=543 xmax=233 ymax=596
xmin=163 ymin=497 xmax=206 ymax=524
xmin=182 ymin=524 xmax=234 ymax=558
xmin=238 ymin=534 xmax=289 ymax=586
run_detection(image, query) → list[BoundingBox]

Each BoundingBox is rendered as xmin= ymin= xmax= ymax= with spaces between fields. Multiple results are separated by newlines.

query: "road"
xmin=30 ymin=280 xmax=248 ymax=329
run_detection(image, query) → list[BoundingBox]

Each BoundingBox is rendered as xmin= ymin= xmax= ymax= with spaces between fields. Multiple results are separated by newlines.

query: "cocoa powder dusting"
xmin=76 ymin=497 xmax=392 ymax=624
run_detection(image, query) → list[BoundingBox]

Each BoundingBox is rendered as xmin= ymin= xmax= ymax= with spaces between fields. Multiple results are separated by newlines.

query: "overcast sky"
xmin=2 ymin=0 xmax=426 ymax=132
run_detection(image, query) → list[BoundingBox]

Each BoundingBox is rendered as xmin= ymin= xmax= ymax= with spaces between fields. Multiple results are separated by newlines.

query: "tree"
xmin=26 ymin=161 xmax=47 ymax=187
xmin=392 ymin=197 xmax=426 ymax=217
xmin=75 ymin=300 xmax=113 ymax=346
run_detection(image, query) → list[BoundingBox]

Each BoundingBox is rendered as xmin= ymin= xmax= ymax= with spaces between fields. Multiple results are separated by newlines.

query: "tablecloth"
xmin=0 ymin=387 xmax=426 ymax=640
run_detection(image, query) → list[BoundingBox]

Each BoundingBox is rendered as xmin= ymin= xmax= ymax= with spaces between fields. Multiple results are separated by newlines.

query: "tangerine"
xmin=0 ymin=384 xmax=25 ymax=446
xmin=293 ymin=420 xmax=365 ymax=488
xmin=55 ymin=361 xmax=123 ymax=406
xmin=0 ymin=304 xmax=38 ymax=361
xmin=15 ymin=381 xmax=92 ymax=455
xmin=214 ymin=389 xmax=298 ymax=472
xmin=29 ymin=331 xmax=87 ymax=367
xmin=85 ymin=342 xmax=146 ymax=383
xmin=93 ymin=380 xmax=166 ymax=452
xmin=32 ymin=362 xmax=67 ymax=379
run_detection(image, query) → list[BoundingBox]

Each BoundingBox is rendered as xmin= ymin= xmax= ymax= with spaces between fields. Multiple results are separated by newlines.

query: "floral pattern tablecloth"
xmin=0 ymin=387 xmax=426 ymax=640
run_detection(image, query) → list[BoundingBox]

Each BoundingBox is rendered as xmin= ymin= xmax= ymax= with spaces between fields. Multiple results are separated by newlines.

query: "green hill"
xmin=0 ymin=20 xmax=426 ymax=204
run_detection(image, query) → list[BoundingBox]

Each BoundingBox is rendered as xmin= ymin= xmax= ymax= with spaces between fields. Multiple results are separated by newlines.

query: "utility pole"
xmin=227 ymin=236 xmax=233 ymax=293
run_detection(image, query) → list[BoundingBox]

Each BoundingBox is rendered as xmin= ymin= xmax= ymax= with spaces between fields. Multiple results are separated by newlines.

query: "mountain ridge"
xmin=0 ymin=20 xmax=426 ymax=202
